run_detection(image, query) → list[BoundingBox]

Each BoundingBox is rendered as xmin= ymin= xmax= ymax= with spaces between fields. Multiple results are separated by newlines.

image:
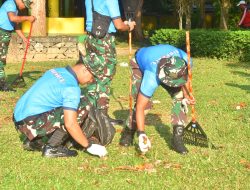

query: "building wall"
xmin=7 ymin=35 xmax=79 ymax=63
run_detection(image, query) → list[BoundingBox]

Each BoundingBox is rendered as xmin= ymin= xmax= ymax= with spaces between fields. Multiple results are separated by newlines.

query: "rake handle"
xmin=20 ymin=23 xmax=33 ymax=76
xmin=128 ymin=31 xmax=133 ymax=124
xmin=185 ymin=31 xmax=196 ymax=123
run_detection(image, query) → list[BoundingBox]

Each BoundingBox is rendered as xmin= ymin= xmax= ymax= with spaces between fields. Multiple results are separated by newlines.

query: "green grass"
xmin=0 ymin=54 xmax=249 ymax=190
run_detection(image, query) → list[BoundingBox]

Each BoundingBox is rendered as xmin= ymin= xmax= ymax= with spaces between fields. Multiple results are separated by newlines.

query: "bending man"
xmin=13 ymin=62 xmax=115 ymax=158
xmin=119 ymin=44 xmax=195 ymax=155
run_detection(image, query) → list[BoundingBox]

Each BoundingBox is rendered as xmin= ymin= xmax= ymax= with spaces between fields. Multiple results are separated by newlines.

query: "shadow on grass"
xmin=6 ymin=71 xmax=42 ymax=84
xmin=112 ymin=109 xmax=172 ymax=148
xmin=227 ymin=61 xmax=250 ymax=69
xmin=226 ymin=61 xmax=250 ymax=93
xmin=146 ymin=113 xmax=172 ymax=148
xmin=225 ymin=83 xmax=250 ymax=93
xmin=225 ymin=69 xmax=250 ymax=93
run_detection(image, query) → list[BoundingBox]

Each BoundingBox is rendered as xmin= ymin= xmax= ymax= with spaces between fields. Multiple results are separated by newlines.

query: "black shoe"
xmin=119 ymin=127 xmax=136 ymax=147
xmin=172 ymin=125 xmax=188 ymax=154
xmin=42 ymin=144 xmax=78 ymax=158
xmin=23 ymin=139 xmax=43 ymax=151
xmin=109 ymin=116 xmax=124 ymax=126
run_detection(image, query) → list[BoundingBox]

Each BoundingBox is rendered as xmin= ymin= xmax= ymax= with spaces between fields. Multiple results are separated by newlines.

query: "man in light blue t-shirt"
xmin=13 ymin=62 xmax=115 ymax=158
xmin=0 ymin=0 xmax=35 ymax=91
xmin=82 ymin=0 xmax=136 ymax=126
xmin=120 ymin=44 xmax=195 ymax=155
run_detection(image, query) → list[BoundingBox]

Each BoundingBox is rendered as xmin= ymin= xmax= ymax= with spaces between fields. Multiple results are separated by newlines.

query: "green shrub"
xmin=149 ymin=29 xmax=250 ymax=61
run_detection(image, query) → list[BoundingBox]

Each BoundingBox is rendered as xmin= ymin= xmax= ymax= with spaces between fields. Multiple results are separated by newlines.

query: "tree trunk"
xmin=199 ymin=0 xmax=206 ymax=28
xmin=185 ymin=1 xmax=192 ymax=30
xmin=31 ymin=0 xmax=46 ymax=36
xmin=134 ymin=0 xmax=144 ymax=41
xmin=219 ymin=0 xmax=231 ymax=30
xmin=176 ymin=0 xmax=184 ymax=30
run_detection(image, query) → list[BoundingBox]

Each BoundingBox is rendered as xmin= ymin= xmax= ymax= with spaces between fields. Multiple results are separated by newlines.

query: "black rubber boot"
xmin=119 ymin=126 xmax=136 ymax=146
xmin=119 ymin=110 xmax=136 ymax=147
xmin=172 ymin=125 xmax=188 ymax=154
xmin=42 ymin=128 xmax=77 ymax=158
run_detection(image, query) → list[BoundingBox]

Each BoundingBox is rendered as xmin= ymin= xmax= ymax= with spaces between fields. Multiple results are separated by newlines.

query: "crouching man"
xmin=119 ymin=44 xmax=195 ymax=155
xmin=13 ymin=62 xmax=115 ymax=158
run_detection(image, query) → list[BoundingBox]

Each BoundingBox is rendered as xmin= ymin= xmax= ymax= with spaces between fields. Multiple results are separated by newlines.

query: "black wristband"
xmin=137 ymin=131 xmax=145 ymax=137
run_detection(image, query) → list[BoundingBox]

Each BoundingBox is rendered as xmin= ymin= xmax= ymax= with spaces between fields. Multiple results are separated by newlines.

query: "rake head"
xmin=183 ymin=121 xmax=215 ymax=148
xmin=10 ymin=75 xmax=26 ymax=88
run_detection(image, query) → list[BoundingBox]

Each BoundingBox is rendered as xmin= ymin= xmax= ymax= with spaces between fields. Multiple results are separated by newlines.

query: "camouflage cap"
xmin=157 ymin=56 xmax=188 ymax=87
xmin=22 ymin=0 xmax=33 ymax=9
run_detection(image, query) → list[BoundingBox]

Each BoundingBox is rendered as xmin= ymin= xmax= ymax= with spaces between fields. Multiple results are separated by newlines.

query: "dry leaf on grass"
xmin=4 ymin=116 xmax=12 ymax=122
xmin=235 ymin=102 xmax=247 ymax=110
xmin=94 ymin=164 xmax=109 ymax=173
xmin=78 ymin=163 xmax=91 ymax=170
xmin=115 ymin=163 xmax=156 ymax=173
xmin=126 ymin=178 xmax=134 ymax=184
xmin=239 ymin=159 xmax=250 ymax=170
xmin=163 ymin=162 xmax=182 ymax=170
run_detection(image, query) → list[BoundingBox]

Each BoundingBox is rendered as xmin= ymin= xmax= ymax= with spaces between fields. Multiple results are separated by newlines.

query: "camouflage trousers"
xmin=13 ymin=96 xmax=90 ymax=141
xmin=128 ymin=58 xmax=187 ymax=128
xmin=0 ymin=29 xmax=11 ymax=79
xmin=82 ymin=33 xmax=117 ymax=110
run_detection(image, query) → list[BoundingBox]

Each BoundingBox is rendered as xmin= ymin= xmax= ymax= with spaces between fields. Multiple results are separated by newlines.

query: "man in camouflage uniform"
xmin=119 ymin=44 xmax=195 ymax=155
xmin=83 ymin=0 xmax=136 ymax=125
xmin=0 ymin=0 xmax=36 ymax=91
xmin=13 ymin=62 xmax=115 ymax=158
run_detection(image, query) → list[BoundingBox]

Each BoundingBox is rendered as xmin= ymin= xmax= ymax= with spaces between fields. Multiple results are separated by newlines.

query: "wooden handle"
xmin=185 ymin=31 xmax=196 ymax=122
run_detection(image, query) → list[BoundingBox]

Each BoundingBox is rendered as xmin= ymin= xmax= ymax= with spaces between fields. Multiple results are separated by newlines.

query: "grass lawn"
xmin=0 ymin=51 xmax=249 ymax=189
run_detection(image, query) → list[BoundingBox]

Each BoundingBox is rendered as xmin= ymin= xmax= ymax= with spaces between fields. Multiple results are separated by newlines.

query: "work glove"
xmin=138 ymin=132 xmax=151 ymax=153
xmin=181 ymin=98 xmax=189 ymax=114
xmin=86 ymin=144 xmax=107 ymax=157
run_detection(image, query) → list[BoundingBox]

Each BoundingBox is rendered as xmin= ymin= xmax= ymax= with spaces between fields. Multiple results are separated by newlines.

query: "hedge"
xmin=149 ymin=29 xmax=250 ymax=61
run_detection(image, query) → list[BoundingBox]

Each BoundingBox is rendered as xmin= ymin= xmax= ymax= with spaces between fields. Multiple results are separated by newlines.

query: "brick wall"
xmin=7 ymin=35 xmax=80 ymax=63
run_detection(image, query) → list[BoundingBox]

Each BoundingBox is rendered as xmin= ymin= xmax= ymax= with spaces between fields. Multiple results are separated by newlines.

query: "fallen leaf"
xmin=4 ymin=116 xmax=12 ymax=122
xmin=239 ymin=159 xmax=250 ymax=170
xmin=163 ymin=162 xmax=182 ymax=170
xmin=126 ymin=178 xmax=134 ymax=184
xmin=115 ymin=163 xmax=156 ymax=173
xmin=154 ymin=160 xmax=162 ymax=166
xmin=239 ymin=159 xmax=247 ymax=164
xmin=235 ymin=102 xmax=247 ymax=110
xmin=245 ymin=163 xmax=250 ymax=170
xmin=94 ymin=164 xmax=109 ymax=173
xmin=78 ymin=163 xmax=91 ymax=170
xmin=239 ymin=102 xmax=247 ymax=108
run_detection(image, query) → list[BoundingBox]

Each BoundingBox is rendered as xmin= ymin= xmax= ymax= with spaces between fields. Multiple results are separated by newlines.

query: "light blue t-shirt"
xmin=85 ymin=0 xmax=121 ymax=33
xmin=14 ymin=66 xmax=81 ymax=122
xmin=0 ymin=0 xmax=17 ymax=31
xmin=135 ymin=44 xmax=192 ymax=98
